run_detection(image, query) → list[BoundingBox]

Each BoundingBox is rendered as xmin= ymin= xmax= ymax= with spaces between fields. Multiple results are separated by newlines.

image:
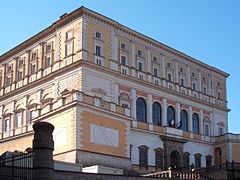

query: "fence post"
xmin=32 ymin=122 xmax=54 ymax=180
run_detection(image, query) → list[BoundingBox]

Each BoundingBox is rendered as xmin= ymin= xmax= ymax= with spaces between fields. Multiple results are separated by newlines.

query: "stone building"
xmin=0 ymin=6 xmax=239 ymax=173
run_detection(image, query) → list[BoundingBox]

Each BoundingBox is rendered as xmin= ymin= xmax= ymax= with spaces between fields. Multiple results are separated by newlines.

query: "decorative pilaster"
xmin=198 ymin=71 xmax=202 ymax=91
xmin=161 ymin=54 xmax=166 ymax=87
xmin=176 ymin=102 xmax=181 ymax=127
xmin=130 ymin=89 xmax=136 ymax=120
xmin=147 ymin=94 xmax=152 ymax=124
xmin=146 ymin=48 xmax=151 ymax=82
xmin=188 ymin=106 xmax=192 ymax=132
xmin=199 ymin=109 xmax=204 ymax=135
xmin=162 ymin=98 xmax=167 ymax=126
xmin=175 ymin=61 xmax=179 ymax=84
xmin=130 ymin=42 xmax=136 ymax=77
xmin=187 ymin=65 xmax=191 ymax=88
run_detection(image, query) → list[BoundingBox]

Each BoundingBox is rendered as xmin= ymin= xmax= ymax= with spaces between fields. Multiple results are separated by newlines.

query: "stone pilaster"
xmin=162 ymin=98 xmax=167 ymax=126
xmin=176 ymin=102 xmax=180 ymax=127
xmin=199 ymin=109 xmax=204 ymax=135
xmin=130 ymin=42 xmax=136 ymax=77
xmin=188 ymin=106 xmax=192 ymax=132
xmin=147 ymin=94 xmax=152 ymax=124
xmin=130 ymin=89 xmax=136 ymax=120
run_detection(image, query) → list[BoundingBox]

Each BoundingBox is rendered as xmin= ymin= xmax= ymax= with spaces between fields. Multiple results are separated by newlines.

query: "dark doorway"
xmin=215 ymin=147 xmax=222 ymax=165
xmin=170 ymin=151 xmax=181 ymax=169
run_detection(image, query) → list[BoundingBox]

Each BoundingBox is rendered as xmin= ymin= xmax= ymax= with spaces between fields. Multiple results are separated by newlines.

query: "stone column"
xmin=198 ymin=71 xmax=202 ymax=91
xmin=199 ymin=109 xmax=204 ymax=135
xmin=187 ymin=65 xmax=191 ymax=88
xmin=131 ymin=89 xmax=137 ymax=120
xmin=147 ymin=94 xmax=152 ymax=124
xmin=210 ymin=113 xmax=214 ymax=136
xmin=33 ymin=122 xmax=54 ymax=180
xmin=161 ymin=54 xmax=166 ymax=87
xmin=130 ymin=42 xmax=136 ymax=78
xmin=188 ymin=106 xmax=192 ymax=132
xmin=176 ymin=102 xmax=181 ymax=127
xmin=174 ymin=61 xmax=179 ymax=84
xmin=162 ymin=98 xmax=167 ymax=126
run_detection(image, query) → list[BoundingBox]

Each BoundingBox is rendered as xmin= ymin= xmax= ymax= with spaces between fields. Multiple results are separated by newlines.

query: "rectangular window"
xmin=138 ymin=62 xmax=143 ymax=72
xmin=180 ymin=78 xmax=184 ymax=86
xmin=167 ymin=62 xmax=171 ymax=68
xmin=180 ymin=67 xmax=183 ymax=73
xmin=203 ymin=87 xmax=207 ymax=94
xmin=30 ymin=63 xmax=36 ymax=75
xmin=96 ymin=59 xmax=102 ymax=66
xmin=153 ymin=68 xmax=158 ymax=77
xmin=4 ymin=118 xmax=10 ymax=131
xmin=17 ymin=70 xmax=23 ymax=81
xmin=137 ymin=50 xmax=142 ymax=56
xmin=6 ymin=76 xmax=11 ymax=86
xmin=168 ymin=73 xmax=172 ymax=82
xmin=95 ymin=31 xmax=102 ymax=39
xmin=15 ymin=114 xmax=22 ymax=128
xmin=18 ymin=59 xmax=24 ymax=66
xmin=65 ymin=42 xmax=73 ymax=57
xmin=31 ymin=51 xmax=37 ymax=60
xmin=192 ymin=72 xmax=195 ymax=77
xmin=66 ymin=30 xmax=73 ymax=41
xmin=153 ymin=56 xmax=157 ymax=63
xmin=120 ymin=43 xmax=126 ymax=50
xmin=6 ymin=65 xmax=12 ymax=73
xmin=45 ymin=43 xmax=52 ymax=53
xmin=121 ymin=68 xmax=127 ymax=75
xmin=29 ymin=110 xmax=36 ymax=123
xmin=139 ymin=74 xmax=144 ymax=80
xmin=96 ymin=45 xmax=101 ymax=56
xmin=121 ymin=56 xmax=126 ymax=66
xmin=193 ymin=83 xmax=196 ymax=91
xmin=205 ymin=124 xmax=209 ymax=136
xmin=218 ymin=127 xmax=223 ymax=135
xmin=45 ymin=57 xmax=51 ymax=68
xmin=218 ymin=92 xmax=221 ymax=99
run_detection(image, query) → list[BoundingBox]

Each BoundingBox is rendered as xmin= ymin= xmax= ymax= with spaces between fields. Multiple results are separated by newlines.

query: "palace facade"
xmin=0 ymin=6 xmax=239 ymax=173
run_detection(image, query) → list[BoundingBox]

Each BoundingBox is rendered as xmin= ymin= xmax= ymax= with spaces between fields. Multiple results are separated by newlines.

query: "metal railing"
xmin=0 ymin=151 xmax=33 ymax=180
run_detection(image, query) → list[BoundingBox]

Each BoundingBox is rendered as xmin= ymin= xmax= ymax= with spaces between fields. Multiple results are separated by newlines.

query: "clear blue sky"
xmin=0 ymin=0 xmax=239 ymax=133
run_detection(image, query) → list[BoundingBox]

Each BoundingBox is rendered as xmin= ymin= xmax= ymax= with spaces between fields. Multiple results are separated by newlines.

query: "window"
xmin=218 ymin=127 xmax=223 ymax=135
xmin=193 ymin=83 xmax=196 ymax=91
xmin=31 ymin=51 xmax=37 ymax=60
xmin=29 ymin=110 xmax=36 ymax=123
xmin=180 ymin=67 xmax=183 ymax=73
xmin=192 ymin=113 xmax=200 ymax=134
xmin=203 ymin=77 xmax=206 ymax=81
xmin=138 ymin=62 xmax=143 ymax=71
xmin=95 ymin=45 xmax=101 ymax=56
xmin=153 ymin=56 xmax=157 ymax=63
xmin=218 ymin=92 xmax=221 ymax=99
xmin=18 ymin=59 xmax=24 ymax=66
xmin=15 ymin=114 xmax=22 ymax=128
xmin=137 ymin=50 xmax=142 ymax=56
xmin=155 ymin=148 xmax=163 ymax=169
xmin=206 ymin=155 xmax=212 ymax=168
xmin=6 ymin=76 xmax=11 ymax=86
xmin=66 ymin=30 xmax=73 ymax=40
xmin=4 ymin=118 xmax=10 ymax=131
xmin=154 ymin=80 xmax=159 ymax=85
xmin=121 ymin=56 xmax=126 ymax=66
xmin=183 ymin=152 xmax=190 ymax=168
xmin=194 ymin=153 xmax=202 ymax=168
xmin=65 ymin=42 xmax=73 ymax=57
xmin=152 ymin=102 xmax=161 ymax=126
xmin=139 ymin=74 xmax=144 ymax=80
xmin=121 ymin=68 xmax=127 ymax=75
xmin=136 ymin=98 xmax=147 ymax=123
xmin=167 ymin=106 xmax=175 ymax=127
xmin=138 ymin=145 xmax=149 ymax=169
xmin=45 ymin=56 xmax=51 ymax=68
xmin=45 ymin=43 xmax=52 ymax=53
xmin=95 ymin=31 xmax=102 ymax=39
xmin=180 ymin=78 xmax=184 ymax=86
xmin=17 ymin=70 xmax=23 ymax=81
xmin=168 ymin=73 xmax=172 ymax=82
xmin=30 ymin=63 xmax=36 ymax=75
xmin=179 ymin=110 xmax=188 ymax=131
xmin=167 ymin=62 xmax=171 ymax=68
xmin=205 ymin=124 xmax=209 ymax=136
xmin=6 ymin=65 xmax=12 ymax=73
xmin=96 ymin=59 xmax=102 ymax=66
xmin=153 ymin=68 xmax=158 ymax=77
xmin=120 ymin=43 xmax=126 ymax=50
xmin=203 ymin=87 xmax=207 ymax=94
xmin=192 ymin=72 xmax=195 ymax=78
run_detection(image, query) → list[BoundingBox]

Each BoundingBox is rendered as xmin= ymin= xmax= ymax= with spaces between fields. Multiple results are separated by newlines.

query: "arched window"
xmin=152 ymin=102 xmax=161 ymax=126
xmin=179 ymin=110 xmax=188 ymax=131
xmin=167 ymin=106 xmax=175 ymax=127
xmin=136 ymin=98 xmax=147 ymax=123
xmin=192 ymin=113 xmax=199 ymax=134
xmin=138 ymin=145 xmax=149 ymax=169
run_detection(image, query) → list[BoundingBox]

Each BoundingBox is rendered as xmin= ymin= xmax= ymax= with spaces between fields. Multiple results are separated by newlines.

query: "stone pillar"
xmin=199 ymin=109 xmax=204 ymax=135
xmin=161 ymin=54 xmax=166 ymax=87
xmin=130 ymin=42 xmax=136 ymax=78
xmin=176 ymin=102 xmax=181 ymax=127
xmin=162 ymin=98 xmax=167 ymax=126
xmin=188 ymin=106 xmax=192 ymax=132
xmin=187 ymin=65 xmax=191 ymax=88
xmin=33 ymin=122 xmax=54 ymax=180
xmin=146 ymin=48 xmax=151 ymax=82
xmin=198 ymin=71 xmax=202 ymax=91
xmin=147 ymin=94 xmax=152 ymax=124
xmin=131 ymin=89 xmax=137 ymax=120
xmin=174 ymin=61 xmax=179 ymax=84
xmin=210 ymin=113 xmax=214 ymax=136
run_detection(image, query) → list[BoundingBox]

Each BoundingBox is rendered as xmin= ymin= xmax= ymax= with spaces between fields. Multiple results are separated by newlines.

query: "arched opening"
xmin=215 ymin=147 xmax=222 ymax=165
xmin=152 ymin=102 xmax=161 ymax=126
xmin=170 ymin=150 xmax=181 ymax=169
xmin=136 ymin=97 xmax=147 ymax=123
xmin=167 ymin=106 xmax=175 ymax=127
xmin=179 ymin=110 xmax=188 ymax=131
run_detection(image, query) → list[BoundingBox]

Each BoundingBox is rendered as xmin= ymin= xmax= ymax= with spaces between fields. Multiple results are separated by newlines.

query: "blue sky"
xmin=0 ymin=0 xmax=239 ymax=133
